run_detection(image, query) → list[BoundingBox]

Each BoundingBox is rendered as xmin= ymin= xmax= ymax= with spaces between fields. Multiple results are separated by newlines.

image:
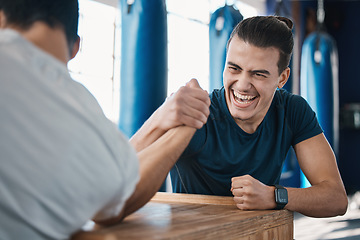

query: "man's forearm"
xmin=288 ymin=134 xmax=348 ymax=217
xmin=286 ymin=181 xmax=348 ymax=217
xmin=129 ymin=111 xmax=166 ymax=153
xmin=124 ymin=125 xmax=196 ymax=218
xmin=95 ymin=125 xmax=195 ymax=225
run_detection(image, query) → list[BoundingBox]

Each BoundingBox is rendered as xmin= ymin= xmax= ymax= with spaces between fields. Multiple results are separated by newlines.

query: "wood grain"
xmin=151 ymin=192 xmax=236 ymax=205
xmin=72 ymin=193 xmax=293 ymax=240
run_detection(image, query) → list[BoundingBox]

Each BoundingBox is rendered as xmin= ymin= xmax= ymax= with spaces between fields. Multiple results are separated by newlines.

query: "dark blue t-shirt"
xmin=170 ymin=88 xmax=323 ymax=196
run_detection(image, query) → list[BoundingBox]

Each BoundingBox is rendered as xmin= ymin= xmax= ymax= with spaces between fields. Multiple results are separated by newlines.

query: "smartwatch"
xmin=274 ymin=184 xmax=288 ymax=210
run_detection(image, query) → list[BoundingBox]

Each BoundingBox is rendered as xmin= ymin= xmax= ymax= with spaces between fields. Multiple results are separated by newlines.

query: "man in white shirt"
xmin=0 ymin=0 xmax=211 ymax=239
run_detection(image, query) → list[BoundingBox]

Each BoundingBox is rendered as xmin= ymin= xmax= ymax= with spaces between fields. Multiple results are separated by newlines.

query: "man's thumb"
xmin=186 ymin=78 xmax=201 ymax=89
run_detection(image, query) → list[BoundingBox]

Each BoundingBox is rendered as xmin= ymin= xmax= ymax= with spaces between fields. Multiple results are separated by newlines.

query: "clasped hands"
xmin=154 ymin=78 xmax=211 ymax=132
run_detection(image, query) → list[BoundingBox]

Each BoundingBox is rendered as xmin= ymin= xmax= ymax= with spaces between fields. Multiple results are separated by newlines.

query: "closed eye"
xmin=227 ymin=62 xmax=242 ymax=72
xmin=252 ymin=70 xmax=270 ymax=79
xmin=255 ymin=73 xmax=266 ymax=78
xmin=229 ymin=66 xmax=239 ymax=71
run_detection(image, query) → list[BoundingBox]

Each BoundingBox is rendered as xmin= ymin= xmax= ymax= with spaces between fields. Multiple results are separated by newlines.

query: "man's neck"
xmin=235 ymin=120 xmax=261 ymax=134
xmin=14 ymin=22 xmax=70 ymax=64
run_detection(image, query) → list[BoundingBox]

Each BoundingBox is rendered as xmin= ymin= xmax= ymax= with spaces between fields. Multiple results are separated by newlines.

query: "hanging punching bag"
xmin=300 ymin=32 xmax=339 ymax=188
xmin=209 ymin=5 xmax=243 ymax=91
xmin=118 ymin=0 xmax=168 ymax=138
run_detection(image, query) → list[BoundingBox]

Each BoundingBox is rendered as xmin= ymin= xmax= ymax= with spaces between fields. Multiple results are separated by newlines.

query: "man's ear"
xmin=278 ymin=67 xmax=290 ymax=89
xmin=0 ymin=10 xmax=7 ymax=28
xmin=70 ymin=36 xmax=80 ymax=60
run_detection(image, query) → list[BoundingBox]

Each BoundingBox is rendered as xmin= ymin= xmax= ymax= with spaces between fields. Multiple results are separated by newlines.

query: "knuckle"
xmin=242 ymin=189 xmax=250 ymax=196
xmin=242 ymin=179 xmax=250 ymax=186
xmin=173 ymin=95 xmax=183 ymax=105
xmin=178 ymin=86 xmax=189 ymax=94
xmin=204 ymin=108 xmax=210 ymax=118
xmin=194 ymin=120 xmax=203 ymax=129
xmin=175 ymin=110 xmax=183 ymax=117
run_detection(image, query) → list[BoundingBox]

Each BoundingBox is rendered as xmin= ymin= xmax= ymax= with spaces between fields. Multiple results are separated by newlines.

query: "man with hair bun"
xmin=137 ymin=16 xmax=348 ymax=218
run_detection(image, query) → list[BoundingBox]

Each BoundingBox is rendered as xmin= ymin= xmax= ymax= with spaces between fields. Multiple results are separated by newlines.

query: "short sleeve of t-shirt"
xmin=285 ymin=93 xmax=323 ymax=146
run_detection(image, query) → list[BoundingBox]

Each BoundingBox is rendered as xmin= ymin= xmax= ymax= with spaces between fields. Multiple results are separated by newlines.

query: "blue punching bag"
xmin=118 ymin=0 xmax=168 ymax=138
xmin=300 ymin=32 xmax=339 ymax=188
xmin=209 ymin=5 xmax=243 ymax=91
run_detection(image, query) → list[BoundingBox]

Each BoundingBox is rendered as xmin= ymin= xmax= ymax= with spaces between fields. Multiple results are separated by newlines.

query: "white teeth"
xmin=233 ymin=91 xmax=256 ymax=101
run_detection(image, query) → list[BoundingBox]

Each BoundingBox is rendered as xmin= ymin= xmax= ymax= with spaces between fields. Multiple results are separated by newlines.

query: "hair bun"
xmin=276 ymin=16 xmax=293 ymax=30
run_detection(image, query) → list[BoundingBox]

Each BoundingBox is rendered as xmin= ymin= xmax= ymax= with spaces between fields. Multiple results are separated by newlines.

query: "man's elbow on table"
xmin=323 ymin=180 xmax=348 ymax=217
xmin=92 ymin=209 xmax=126 ymax=226
xmin=335 ymin=191 xmax=348 ymax=216
xmin=319 ymin=188 xmax=348 ymax=217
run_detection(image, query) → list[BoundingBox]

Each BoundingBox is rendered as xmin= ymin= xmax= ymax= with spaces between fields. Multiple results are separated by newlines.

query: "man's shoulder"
xmin=0 ymin=29 xmax=21 ymax=44
xmin=208 ymin=87 xmax=229 ymax=120
xmin=274 ymin=89 xmax=308 ymax=108
xmin=274 ymin=89 xmax=322 ymax=143
xmin=209 ymin=87 xmax=227 ymax=110
xmin=0 ymin=30 xmax=23 ymax=62
xmin=209 ymin=88 xmax=223 ymax=102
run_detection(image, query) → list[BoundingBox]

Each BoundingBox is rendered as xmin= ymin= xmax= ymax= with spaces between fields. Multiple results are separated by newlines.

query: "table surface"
xmin=72 ymin=192 xmax=293 ymax=240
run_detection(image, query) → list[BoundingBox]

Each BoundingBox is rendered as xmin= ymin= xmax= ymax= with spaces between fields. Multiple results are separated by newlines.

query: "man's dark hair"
xmin=227 ymin=16 xmax=294 ymax=75
xmin=0 ymin=0 xmax=79 ymax=49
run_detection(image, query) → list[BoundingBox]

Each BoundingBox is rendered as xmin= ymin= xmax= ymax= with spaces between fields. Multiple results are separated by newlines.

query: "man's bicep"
xmin=294 ymin=133 xmax=341 ymax=185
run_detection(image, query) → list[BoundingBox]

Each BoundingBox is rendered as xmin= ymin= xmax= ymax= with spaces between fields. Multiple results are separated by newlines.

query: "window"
xmin=68 ymin=0 xmax=119 ymax=122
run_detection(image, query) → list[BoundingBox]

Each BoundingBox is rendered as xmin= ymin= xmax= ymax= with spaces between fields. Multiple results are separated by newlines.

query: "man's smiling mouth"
xmin=233 ymin=90 xmax=257 ymax=104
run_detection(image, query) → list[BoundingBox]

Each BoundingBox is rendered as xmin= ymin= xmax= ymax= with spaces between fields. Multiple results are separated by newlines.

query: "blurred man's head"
xmin=0 ymin=0 xmax=79 ymax=50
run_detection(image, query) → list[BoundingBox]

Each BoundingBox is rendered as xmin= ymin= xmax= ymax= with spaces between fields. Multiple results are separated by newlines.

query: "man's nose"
xmin=235 ymin=73 xmax=252 ymax=90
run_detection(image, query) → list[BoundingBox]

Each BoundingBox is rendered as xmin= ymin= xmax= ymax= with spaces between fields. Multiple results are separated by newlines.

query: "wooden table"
xmin=72 ymin=192 xmax=293 ymax=240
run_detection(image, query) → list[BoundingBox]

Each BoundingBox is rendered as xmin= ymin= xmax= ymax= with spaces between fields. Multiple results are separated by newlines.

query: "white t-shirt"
xmin=0 ymin=29 xmax=139 ymax=240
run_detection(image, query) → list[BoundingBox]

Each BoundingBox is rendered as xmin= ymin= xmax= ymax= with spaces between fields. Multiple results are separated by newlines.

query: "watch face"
xmin=276 ymin=188 xmax=288 ymax=204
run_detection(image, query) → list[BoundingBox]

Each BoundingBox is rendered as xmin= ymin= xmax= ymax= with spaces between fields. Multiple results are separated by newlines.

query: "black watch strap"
xmin=274 ymin=184 xmax=288 ymax=210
